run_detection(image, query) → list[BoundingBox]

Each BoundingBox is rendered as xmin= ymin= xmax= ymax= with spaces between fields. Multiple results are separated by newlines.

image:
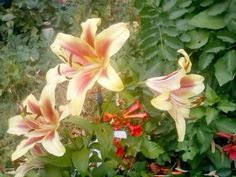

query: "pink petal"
xmin=173 ymin=74 xmax=205 ymax=99
xmin=146 ymin=69 xmax=186 ymax=93
xmin=39 ymin=85 xmax=59 ymax=123
xmin=95 ymin=23 xmax=130 ymax=58
xmin=7 ymin=115 xmax=31 ymax=135
xmin=42 ymin=131 xmax=65 ymax=157
xmin=23 ymin=94 xmax=41 ymax=115
xmin=97 ymin=65 xmax=124 ymax=91
xmin=81 ymin=18 xmax=101 ymax=47
xmin=50 ymin=33 xmax=97 ymax=66
xmin=12 ymin=137 xmax=44 ymax=161
xmin=46 ymin=64 xmax=77 ymax=84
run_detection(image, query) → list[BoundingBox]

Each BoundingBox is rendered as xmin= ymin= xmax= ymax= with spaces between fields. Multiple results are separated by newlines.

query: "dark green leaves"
xmin=141 ymin=138 xmax=164 ymax=159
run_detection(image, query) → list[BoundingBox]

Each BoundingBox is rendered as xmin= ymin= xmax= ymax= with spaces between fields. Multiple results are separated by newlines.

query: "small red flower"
xmin=129 ymin=124 xmax=142 ymax=136
xmin=116 ymin=146 xmax=124 ymax=157
xmin=122 ymin=99 xmax=142 ymax=116
xmin=223 ymin=144 xmax=236 ymax=160
xmin=216 ymin=132 xmax=231 ymax=139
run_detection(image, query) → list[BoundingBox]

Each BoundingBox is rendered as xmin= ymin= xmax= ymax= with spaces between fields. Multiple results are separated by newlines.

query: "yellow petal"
xmin=168 ymin=109 xmax=186 ymax=142
xmin=95 ymin=22 xmax=130 ymax=58
xmin=81 ymin=18 xmax=101 ymax=47
xmin=177 ymin=49 xmax=192 ymax=73
xmin=151 ymin=91 xmax=172 ymax=111
xmin=97 ymin=65 xmax=124 ymax=92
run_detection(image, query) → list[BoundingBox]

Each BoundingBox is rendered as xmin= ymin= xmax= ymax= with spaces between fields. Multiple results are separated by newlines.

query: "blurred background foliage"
xmin=0 ymin=0 xmax=236 ymax=176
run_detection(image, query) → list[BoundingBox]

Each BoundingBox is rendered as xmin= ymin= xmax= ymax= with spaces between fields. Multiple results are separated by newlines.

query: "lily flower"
xmin=46 ymin=18 xmax=130 ymax=116
xmin=7 ymin=85 xmax=66 ymax=161
xmin=146 ymin=49 xmax=205 ymax=141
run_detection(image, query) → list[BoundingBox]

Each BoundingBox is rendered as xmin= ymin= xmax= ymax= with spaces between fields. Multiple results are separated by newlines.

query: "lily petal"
xmin=173 ymin=74 xmax=205 ymax=98
xmin=168 ymin=109 xmax=186 ymax=142
xmin=95 ymin=23 xmax=130 ymax=58
xmin=23 ymin=94 xmax=41 ymax=115
xmin=146 ymin=69 xmax=186 ymax=93
xmin=177 ymin=49 xmax=192 ymax=73
xmin=12 ymin=137 xmax=44 ymax=161
xmin=151 ymin=91 xmax=172 ymax=111
xmin=7 ymin=115 xmax=31 ymax=135
xmin=66 ymin=68 xmax=100 ymax=115
xmin=40 ymin=85 xmax=59 ymax=123
xmin=46 ymin=64 xmax=77 ymax=84
xmin=81 ymin=18 xmax=101 ymax=47
xmin=50 ymin=33 xmax=97 ymax=66
xmin=97 ymin=65 xmax=124 ymax=92
xmin=42 ymin=131 xmax=65 ymax=157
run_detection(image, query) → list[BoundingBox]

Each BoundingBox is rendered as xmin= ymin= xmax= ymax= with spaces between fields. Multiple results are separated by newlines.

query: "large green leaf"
xmin=185 ymin=30 xmax=209 ymax=49
xmin=141 ymin=139 xmax=164 ymax=159
xmin=72 ymin=148 xmax=90 ymax=176
xmin=198 ymin=53 xmax=214 ymax=70
xmin=189 ymin=10 xmax=225 ymax=29
xmin=207 ymin=1 xmax=229 ymax=16
xmin=217 ymin=31 xmax=236 ymax=43
xmin=169 ymin=9 xmax=188 ymax=20
xmin=205 ymin=107 xmax=219 ymax=125
xmin=94 ymin=123 xmax=113 ymax=159
xmin=215 ymin=117 xmax=236 ymax=133
xmin=207 ymin=149 xmax=231 ymax=169
xmin=214 ymin=54 xmax=235 ymax=86
xmin=217 ymin=100 xmax=236 ymax=113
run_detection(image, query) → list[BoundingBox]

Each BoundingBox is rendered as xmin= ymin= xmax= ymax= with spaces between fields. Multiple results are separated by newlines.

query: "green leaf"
xmin=178 ymin=0 xmax=192 ymax=8
xmin=64 ymin=116 xmax=94 ymax=135
xmin=40 ymin=150 xmax=72 ymax=167
xmin=141 ymin=139 xmax=164 ymax=159
xmin=198 ymin=53 xmax=214 ymax=70
xmin=164 ymin=36 xmax=183 ymax=49
xmin=180 ymin=33 xmax=191 ymax=42
xmin=215 ymin=117 xmax=236 ymax=133
xmin=200 ymin=0 xmax=214 ymax=7
xmin=185 ymin=30 xmax=209 ymax=49
xmin=91 ymin=160 xmax=118 ymax=177
xmin=189 ymin=10 xmax=225 ymax=29
xmin=1 ymin=14 xmax=16 ymax=21
xmin=196 ymin=128 xmax=213 ymax=153
xmin=95 ymin=123 xmax=113 ymax=159
xmin=205 ymin=107 xmax=219 ymax=125
xmin=214 ymin=58 xmax=234 ymax=86
xmin=44 ymin=165 xmax=62 ymax=177
xmin=217 ymin=31 xmax=236 ymax=43
xmin=162 ymin=0 xmax=176 ymax=11
xmin=204 ymin=39 xmax=225 ymax=53
xmin=169 ymin=9 xmax=188 ymax=20
xmin=207 ymin=149 xmax=231 ymax=169
xmin=225 ymin=50 xmax=236 ymax=74
xmin=207 ymin=1 xmax=229 ymax=16
xmin=204 ymin=85 xmax=220 ymax=106
xmin=72 ymin=148 xmax=90 ymax=176
xmin=217 ymin=100 xmax=236 ymax=113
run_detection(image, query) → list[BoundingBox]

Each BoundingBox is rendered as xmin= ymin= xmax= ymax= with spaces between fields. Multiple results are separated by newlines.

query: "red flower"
xmin=223 ymin=144 xmax=236 ymax=160
xmin=113 ymin=138 xmax=124 ymax=157
xmin=129 ymin=124 xmax=142 ymax=136
xmin=216 ymin=132 xmax=231 ymax=139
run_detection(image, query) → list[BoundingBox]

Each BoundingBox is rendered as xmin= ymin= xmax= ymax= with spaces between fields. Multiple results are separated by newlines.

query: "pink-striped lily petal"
xmin=66 ymin=68 xmax=100 ymax=115
xmin=168 ymin=109 xmax=186 ymax=142
xmin=7 ymin=115 xmax=31 ymax=136
xmin=42 ymin=131 xmax=65 ymax=157
xmin=23 ymin=94 xmax=41 ymax=115
xmin=81 ymin=18 xmax=101 ymax=47
xmin=146 ymin=69 xmax=186 ymax=93
xmin=39 ymin=85 xmax=59 ymax=124
xmin=97 ymin=65 xmax=124 ymax=92
xmin=46 ymin=63 xmax=77 ymax=84
xmin=173 ymin=74 xmax=205 ymax=99
xmin=15 ymin=158 xmax=43 ymax=177
xmin=151 ymin=91 xmax=172 ymax=111
xmin=50 ymin=33 xmax=97 ymax=66
xmin=12 ymin=137 xmax=44 ymax=161
xmin=95 ymin=22 xmax=130 ymax=58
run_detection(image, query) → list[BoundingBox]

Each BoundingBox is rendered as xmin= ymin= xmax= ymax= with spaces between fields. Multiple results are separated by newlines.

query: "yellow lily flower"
xmin=46 ymin=18 xmax=130 ymax=116
xmin=146 ymin=49 xmax=205 ymax=141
